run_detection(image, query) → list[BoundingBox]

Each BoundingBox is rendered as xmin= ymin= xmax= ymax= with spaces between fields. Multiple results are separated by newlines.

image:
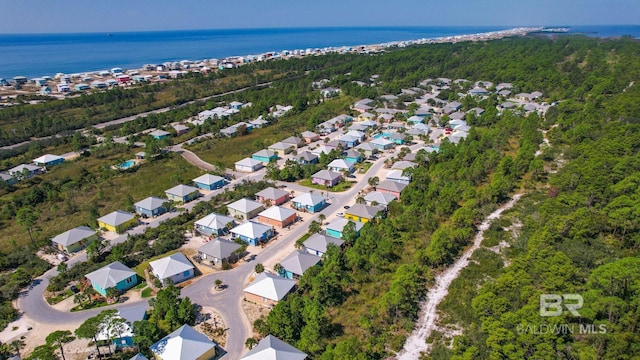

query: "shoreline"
xmin=0 ymin=27 xmax=541 ymax=90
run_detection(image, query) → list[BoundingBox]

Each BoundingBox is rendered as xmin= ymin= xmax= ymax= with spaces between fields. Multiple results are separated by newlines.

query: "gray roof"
xmin=364 ymin=191 xmax=396 ymax=206
xmin=149 ymin=129 xmax=170 ymax=137
xmin=241 ymin=335 xmax=307 ymax=360
xmin=165 ymin=184 xmax=199 ymax=197
xmin=345 ymin=204 xmax=384 ymax=219
xmin=326 ymin=218 xmax=364 ymax=233
xmin=392 ymin=161 xmax=417 ymax=170
xmin=355 ymin=142 xmax=377 ymax=152
xmin=119 ymin=305 xmax=148 ymax=324
xmin=255 ymin=187 xmax=289 ymax=200
xmin=235 ymin=158 xmax=263 ymax=167
xmin=33 ymin=154 xmax=64 ymax=164
xmin=259 ymin=206 xmax=297 ymax=221
xmin=279 ymin=251 xmax=321 ymax=276
xmin=149 ymin=252 xmax=194 ymax=280
xmin=327 ymin=159 xmax=355 ymax=171
xmin=129 ymin=354 xmax=149 ymax=360
xmin=228 ymin=198 xmax=264 ymax=213
xmin=52 ymin=226 xmax=96 ymax=246
xmin=253 ymin=149 xmax=277 ymax=158
xmin=98 ymin=210 xmax=135 ymax=227
xmin=230 ymin=221 xmax=272 ymax=239
xmin=9 ymin=163 xmax=42 ymax=174
xmin=195 ymin=212 xmax=235 ymax=230
xmin=192 ymin=173 xmax=224 ymax=185
xmin=135 ymin=196 xmax=167 ymax=211
xmin=243 ymin=272 xmax=296 ymax=302
xmin=85 ymin=261 xmax=136 ymax=290
xmin=268 ymin=142 xmax=293 ymax=151
xmin=295 ymin=151 xmax=318 ymax=162
xmin=198 ymin=238 xmax=241 ymax=259
xmin=150 ymin=324 xmax=216 ymax=360
xmin=303 ymin=233 xmax=344 ymax=254
xmin=312 ymin=169 xmax=342 ymax=181
xmin=344 ymin=149 xmax=362 ymax=158
xmin=282 ymin=136 xmax=303 ymax=145
xmin=291 ymin=193 xmax=325 ymax=207
xmin=377 ymin=180 xmax=408 ymax=193
xmin=301 ymin=131 xmax=318 ymax=138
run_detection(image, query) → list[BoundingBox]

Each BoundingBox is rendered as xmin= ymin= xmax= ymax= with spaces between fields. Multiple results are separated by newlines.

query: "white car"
xmin=336 ymin=212 xmax=345 ymax=218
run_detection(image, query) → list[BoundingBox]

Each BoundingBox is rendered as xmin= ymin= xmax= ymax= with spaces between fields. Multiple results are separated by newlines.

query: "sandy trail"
xmin=396 ymin=193 xmax=522 ymax=359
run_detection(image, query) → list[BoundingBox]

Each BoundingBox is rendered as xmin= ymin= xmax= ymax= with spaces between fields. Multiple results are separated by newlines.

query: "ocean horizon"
xmin=1 ymin=25 xmax=639 ymax=79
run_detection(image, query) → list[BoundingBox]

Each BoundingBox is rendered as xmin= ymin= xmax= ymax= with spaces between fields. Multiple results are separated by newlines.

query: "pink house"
xmin=311 ymin=170 xmax=342 ymax=187
xmin=255 ymin=187 xmax=290 ymax=206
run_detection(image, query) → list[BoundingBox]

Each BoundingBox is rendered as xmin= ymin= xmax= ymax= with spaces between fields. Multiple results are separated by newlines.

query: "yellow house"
xmin=344 ymin=204 xmax=384 ymax=224
xmin=97 ymin=210 xmax=137 ymax=233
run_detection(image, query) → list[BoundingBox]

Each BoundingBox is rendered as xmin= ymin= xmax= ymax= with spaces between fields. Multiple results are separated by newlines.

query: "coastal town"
xmin=0 ymin=55 xmax=552 ymax=359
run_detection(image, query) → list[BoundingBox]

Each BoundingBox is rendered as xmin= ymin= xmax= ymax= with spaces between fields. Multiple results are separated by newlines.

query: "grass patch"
xmin=132 ymin=281 xmax=147 ymax=290
xmin=134 ymin=249 xmax=181 ymax=277
xmin=46 ymin=289 xmax=73 ymax=305
xmin=299 ymin=179 xmax=355 ymax=192
xmin=355 ymin=161 xmax=373 ymax=174
xmin=141 ymin=287 xmax=153 ymax=298
xmin=71 ymin=299 xmax=109 ymax=312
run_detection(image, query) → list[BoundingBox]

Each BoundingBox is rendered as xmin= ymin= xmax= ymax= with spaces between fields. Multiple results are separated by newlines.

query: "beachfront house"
xmin=85 ymin=261 xmax=137 ymax=296
xmin=291 ymin=193 xmax=327 ymax=213
xmin=227 ymin=198 xmax=264 ymax=220
xmin=235 ymin=158 xmax=264 ymax=173
xmin=134 ymin=196 xmax=169 ymax=218
xmin=97 ymin=210 xmax=137 ymax=233
xmin=325 ymin=218 xmax=364 ymax=239
xmin=257 ymin=206 xmax=297 ymax=228
xmin=243 ymin=272 xmax=296 ymax=307
xmin=197 ymin=238 xmax=242 ymax=268
xmin=311 ymin=170 xmax=342 ymax=187
xmin=194 ymin=212 xmax=235 ymax=236
xmin=255 ymin=187 xmax=290 ymax=206
xmin=150 ymin=325 xmax=218 ymax=360
xmin=165 ymin=184 xmax=200 ymax=203
xmin=33 ymin=154 xmax=64 ymax=167
xmin=240 ymin=335 xmax=307 ymax=360
xmin=252 ymin=149 xmax=278 ymax=164
xmin=302 ymin=233 xmax=344 ymax=257
xmin=51 ymin=226 xmax=98 ymax=253
xmin=278 ymin=250 xmax=321 ymax=279
xmin=149 ymin=252 xmax=195 ymax=286
xmin=230 ymin=221 xmax=274 ymax=246
xmin=192 ymin=174 xmax=225 ymax=190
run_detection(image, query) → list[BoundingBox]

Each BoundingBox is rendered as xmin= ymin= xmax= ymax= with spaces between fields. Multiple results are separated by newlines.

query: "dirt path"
xmin=396 ymin=193 xmax=523 ymax=359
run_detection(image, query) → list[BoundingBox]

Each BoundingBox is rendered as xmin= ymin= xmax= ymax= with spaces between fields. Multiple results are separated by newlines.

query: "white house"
xmin=149 ymin=252 xmax=195 ymax=286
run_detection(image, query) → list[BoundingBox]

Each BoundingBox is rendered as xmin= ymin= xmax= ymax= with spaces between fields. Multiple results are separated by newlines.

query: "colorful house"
xmin=150 ymin=325 xmax=218 ymax=360
xmin=344 ymin=204 xmax=385 ymax=223
xmin=97 ymin=306 xmax=147 ymax=350
xmin=386 ymin=169 xmax=411 ymax=185
xmin=9 ymin=164 xmax=44 ymax=179
xmin=327 ymin=159 xmax=355 ymax=174
xmin=149 ymin=129 xmax=171 ymax=140
xmin=255 ymin=187 xmax=290 ymax=206
xmin=33 ymin=154 xmax=64 ymax=167
xmin=257 ymin=206 xmax=297 ymax=228
xmin=252 ymin=149 xmax=278 ymax=163
xmin=355 ymin=142 xmax=379 ymax=158
xmin=376 ymin=180 xmax=408 ymax=199
xmin=311 ymin=170 xmax=342 ymax=187
xmin=228 ymin=198 xmax=264 ymax=220
xmin=192 ymin=174 xmax=225 ymax=190
xmin=241 ymin=335 xmax=307 ymax=360
xmin=281 ymin=136 xmax=304 ymax=148
xmin=294 ymin=151 xmax=319 ymax=165
xmin=303 ymin=233 xmax=344 ymax=257
xmin=149 ymin=252 xmax=195 ymax=286
xmin=301 ymin=131 xmax=320 ymax=144
xmin=97 ymin=210 xmax=137 ymax=233
xmin=243 ymin=272 xmax=296 ymax=307
xmin=325 ymin=218 xmax=364 ymax=239
xmin=165 ymin=184 xmax=200 ymax=203
xmin=268 ymin=142 xmax=294 ymax=156
xmin=85 ymin=261 xmax=137 ymax=296
xmin=194 ymin=213 xmax=235 ymax=236
xmin=291 ymin=193 xmax=326 ymax=213
xmin=364 ymin=191 xmax=396 ymax=208
xmin=230 ymin=221 xmax=273 ymax=246
xmin=0 ymin=173 xmax=17 ymax=186
xmin=235 ymin=158 xmax=264 ymax=173
xmin=51 ymin=226 xmax=98 ymax=253
xmin=134 ymin=196 xmax=169 ymax=218
xmin=278 ymin=250 xmax=321 ymax=279
xmin=370 ymin=137 xmax=394 ymax=150
xmin=197 ymin=238 xmax=242 ymax=268
xmin=343 ymin=149 xmax=364 ymax=164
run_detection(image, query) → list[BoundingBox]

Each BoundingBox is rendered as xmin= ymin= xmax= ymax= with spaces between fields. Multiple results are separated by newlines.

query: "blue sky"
xmin=0 ymin=0 xmax=638 ymax=34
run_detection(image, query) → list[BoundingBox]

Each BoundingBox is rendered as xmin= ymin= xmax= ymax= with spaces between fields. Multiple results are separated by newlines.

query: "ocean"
xmin=1 ymin=25 xmax=639 ymax=79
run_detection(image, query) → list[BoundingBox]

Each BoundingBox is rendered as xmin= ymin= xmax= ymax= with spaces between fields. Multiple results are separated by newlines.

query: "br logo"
xmin=540 ymin=294 xmax=583 ymax=317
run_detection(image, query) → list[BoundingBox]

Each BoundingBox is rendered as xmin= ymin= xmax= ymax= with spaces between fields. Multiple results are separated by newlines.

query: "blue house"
xmin=149 ymin=129 xmax=171 ymax=140
xmin=291 ymin=193 xmax=327 ymax=213
xmin=192 ymin=173 xmax=225 ymax=190
xmin=33 ymin=154 xmax=65 ymax=167
xmin=194 ymin=212 xmax=235 ymax=236
xmin=134 ymin=196 xmax=168 ymax=218
xmin=343 ymin=149 xmax=364 ymax=164
xmin=230 ymin=221 xmax=273 ymax=246
xmin=370 ymin=137 xmax=394 ymax=150
xmin=325 ymin=218 xmax=364 ymax=239
xmin=252 ymin=149 xmax=278 ymax=163
xmin=278 ymin=250 xmax=321 ymax=279
xmin=85 ymin=261 xmax=138 ymax=296
xmin=0 ymin=173 xmax=17 ymax=186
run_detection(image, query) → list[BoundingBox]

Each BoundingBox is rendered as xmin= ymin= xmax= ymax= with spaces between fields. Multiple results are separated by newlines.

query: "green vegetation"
xmin=141 ymin=287 xmax=153 ymax=298
xmin=298 ymin=179 xmax=354 ymax=192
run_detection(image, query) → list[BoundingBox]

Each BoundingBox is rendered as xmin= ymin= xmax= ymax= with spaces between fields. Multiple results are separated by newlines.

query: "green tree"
xmin=75 ymin=314 xmax=104 ymax=358
xmin=46 ymin=330 xmax=75 ymax=360
xmin=16 ymin=207 xmax=38 ymax=246
xmin=255 ymin=263 xmax=265 ymax=273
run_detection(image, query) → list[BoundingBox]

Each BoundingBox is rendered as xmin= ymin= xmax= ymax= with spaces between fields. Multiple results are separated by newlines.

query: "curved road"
xmin=17 ymin=139 xmax=401 ymax=359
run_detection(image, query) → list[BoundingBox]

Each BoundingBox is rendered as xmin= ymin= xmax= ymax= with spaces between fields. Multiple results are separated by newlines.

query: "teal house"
xmin=325 ymin=218 xmax=364 ymax=239
xmin=193 ymin=173 xmax=226 ymax=190
xmin=85 ymin=261 xmax=137 ymax=296
xmin=252 ymin=149 xmax=278 ymax=163
xmin=343 ymin=149 xmax=364 ymax=164
xmin=149 ymin=129 xmax=171 ymax=140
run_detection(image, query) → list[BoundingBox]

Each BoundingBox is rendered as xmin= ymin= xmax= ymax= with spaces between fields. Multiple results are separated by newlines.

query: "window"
xmin=126 ymin=277 xmax=133 ymax=284
xmin=183 ymin=270 xmax=191 ymax=276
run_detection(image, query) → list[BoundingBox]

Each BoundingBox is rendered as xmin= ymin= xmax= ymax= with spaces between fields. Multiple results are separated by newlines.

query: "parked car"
xmin=336 ymin=212 xmax=345 ymax=217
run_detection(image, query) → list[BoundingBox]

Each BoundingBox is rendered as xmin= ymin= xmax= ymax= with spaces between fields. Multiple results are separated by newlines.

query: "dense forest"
xmin=1 ymin=34 xmax=640 ymax=358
